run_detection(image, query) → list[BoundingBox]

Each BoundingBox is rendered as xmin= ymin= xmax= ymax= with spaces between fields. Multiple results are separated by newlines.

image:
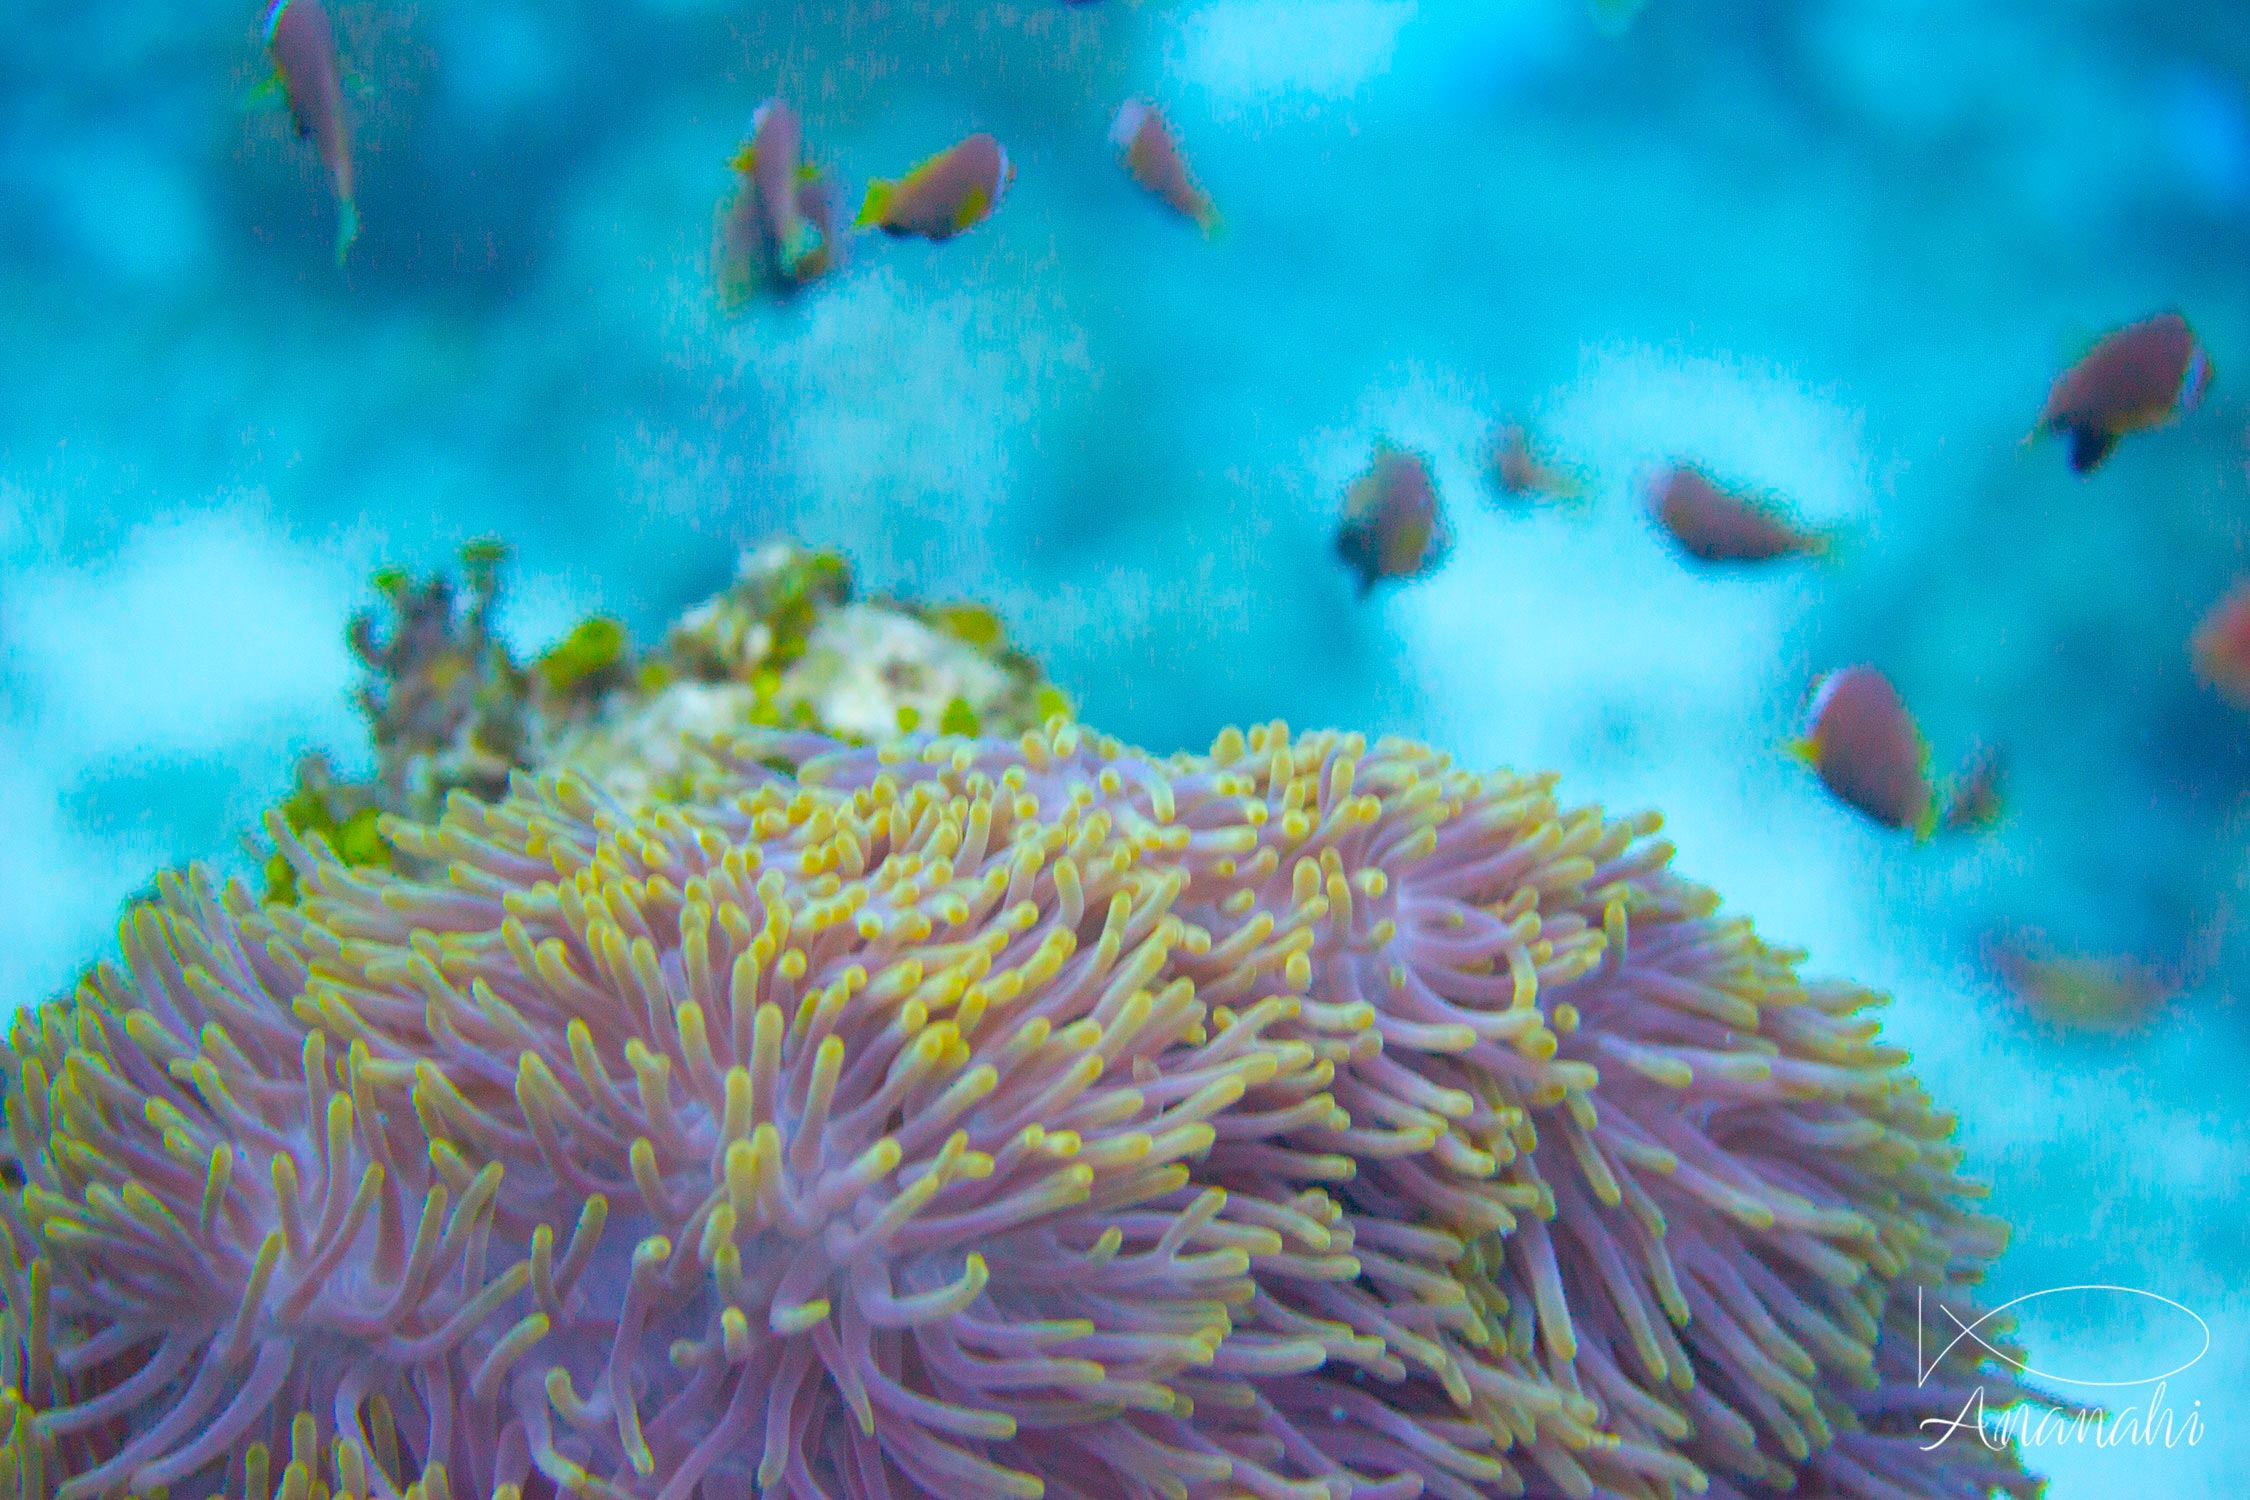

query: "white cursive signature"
xmin=1913 ymin=1285 xmax=2210 ymax=1453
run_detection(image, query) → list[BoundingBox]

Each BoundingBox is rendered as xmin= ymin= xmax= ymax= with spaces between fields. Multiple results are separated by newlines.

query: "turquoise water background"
xmin=2 ymin=0 xmax=2246 ymax=1492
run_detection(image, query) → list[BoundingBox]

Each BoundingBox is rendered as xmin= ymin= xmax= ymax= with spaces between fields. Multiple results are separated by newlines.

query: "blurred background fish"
xmin=1648 ymin=462 xmax=1829 ymax=562
xmin=2191 ymin=579 xmax=2250 ymax=709
xmin=1938 ymin=741 xmax=2007 ymax=834
xmin=1110 ymin=98 xmax=1220 ymax=234
xmin=2032 ymin=311 xmax=2214 ymax=473
xmin=1790 ymin=664 xmax=1933 ymax=833
xmin=1990 ymin=934 xmax=2177 ymax=1031
xmin=713 ymin=99 xmax=842 ymax=307
xmin=260 ymin=0 xmax=356 ymax=262
xmin=1482 ymin=420 xmax=1588 ymax=508
xmin=1985 ymin=913 xmax=2227 ymax=1033
xmin=744 ymin=101 xmax=825 ymax=282
xmin=8 ymin=3 xmax=2250 ymax=1491
xmin=1334 ymin=442 xmax=1449 ymax=596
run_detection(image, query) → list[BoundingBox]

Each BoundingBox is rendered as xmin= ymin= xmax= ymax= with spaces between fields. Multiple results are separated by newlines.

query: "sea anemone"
xmin=1 ymin=720 xmax=2034 ymax=1500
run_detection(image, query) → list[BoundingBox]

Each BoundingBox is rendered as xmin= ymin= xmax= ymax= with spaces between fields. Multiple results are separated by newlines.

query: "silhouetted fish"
xmin=858 ymin=134 xmax=1013 ymax=242
xmin=1649 ymin=464 xmax=1826 ymax=563
xmin=264 ymin=0 xmax=358 ymax=263
xmin=1335 ymin=444 xmax=1450 ymax=597
xmin=1790 ymin=666 xmax=1932 ymax=833
xmin=1110 ymin=99 xmax=1219 ymax=234
xmin=2033 ymin=311 xmax=2212 ymax=474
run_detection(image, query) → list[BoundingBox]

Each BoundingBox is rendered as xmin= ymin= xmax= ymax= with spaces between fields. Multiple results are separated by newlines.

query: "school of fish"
xmin=1327 ymin=306 xmax=2219 ymax=1028
xmin=247 ymin=0 xmax=2223 ymax=1031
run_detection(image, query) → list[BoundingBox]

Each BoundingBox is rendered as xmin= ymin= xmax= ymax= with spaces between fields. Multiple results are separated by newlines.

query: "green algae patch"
xmin=262 ymin=755 xmax=389 ymax=904
xmin=535 ymin=616 xmax=629 ymax=695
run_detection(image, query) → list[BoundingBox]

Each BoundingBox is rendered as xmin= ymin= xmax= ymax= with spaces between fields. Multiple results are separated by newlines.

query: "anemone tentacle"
xmin=2 ymin=721 xmax=2032 ymax=1500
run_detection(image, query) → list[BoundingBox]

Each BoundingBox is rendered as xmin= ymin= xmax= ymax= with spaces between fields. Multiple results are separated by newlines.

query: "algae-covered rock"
xmin=662 ymin=540 xmax=850 ymax=678
xmin=785 ymin=604 xmax=1010 ymax=738
xmin=544 ymin=544 xmax=1068 ymax=802
xmin=264 ymin=538 xmax=1070 ymax=894
xmin=545 ymin=681 xmax=764 ymax=807
xmin=347 ymin=539 xmax=531 ymax=815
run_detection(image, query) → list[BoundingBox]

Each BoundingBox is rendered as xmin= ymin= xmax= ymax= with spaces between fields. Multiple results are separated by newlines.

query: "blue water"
xmin=3 ymin=1 xmax=2247 ymax=1492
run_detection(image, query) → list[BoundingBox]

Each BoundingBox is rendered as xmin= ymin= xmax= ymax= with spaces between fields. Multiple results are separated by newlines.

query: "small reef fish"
xmin=1937 ymin=744 xmax=2006 ymax=834
xmin=2032 ymin=311 xmax=2212 ymax=474
xmin=1109 ymin=99 xmax=1219 ymax=234
xmin=2190 ymin=580 xmax=2250 ymax=710
xmin=744 ymin=100 xmax=824 ymax=280
xmin=1484 ymin=421 xmax=1587 ymax=508
xmin=858 ymin=133 xmax=1013 ymax=242
xmin=1335 ymin=445 xmax=1450 ymax=597
xmin=714 ymin=100 xmax=841 ymax=306
xmin=264 ymin=0 xmax=359 ymax=263
xmin=1985 ymin=928 xmax=2199 ymax=1033
xmin=1648 ymin=464 xmax=1826 ymax=563
xmin=1790 ymin=666 xmax=1933 ymax=834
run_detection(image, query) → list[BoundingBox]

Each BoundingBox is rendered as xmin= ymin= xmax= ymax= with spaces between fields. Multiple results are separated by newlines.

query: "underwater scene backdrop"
xmin=2 ymin=0 xmax=2247 ymax=1496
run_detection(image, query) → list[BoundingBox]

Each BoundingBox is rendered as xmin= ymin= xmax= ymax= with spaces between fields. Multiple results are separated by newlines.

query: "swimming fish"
xmin=745 ymin=101 xmax=825 ymax=280
xmin=1109 ymin=99 xmax=1219 ymax=234
xmin=2032 ymin=311 xmax=2213 ymax=474
xmin=2191 ymin=580 xmax=2250 ymax=710
xmin=1649 ymin=463 xmax=1827 ymax=563
xmin=1937 ymin=743 xmax=2006 ymax=834
xmin=857 ymin=133 xmax=1013 ymax=242
xmin=1790 ymin=666 xmax=1933 ymax=834
xmin=264 ymin=0 xmax=359 ymax=263
xmin=714 ymin=100 xmax=842 ymax=306
xmin=1484 ymin=421 xmax=1587 ymax=507
xmin=1335 ymin=444 xmax=1450 ymax=597
xmin=1985 ymin=930 xmax=2183 ymax=1033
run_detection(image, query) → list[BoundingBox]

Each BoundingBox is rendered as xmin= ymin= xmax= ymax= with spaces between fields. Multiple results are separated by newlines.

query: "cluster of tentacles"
xmin=0 ymin=721 xmax=2038 ymax=1500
